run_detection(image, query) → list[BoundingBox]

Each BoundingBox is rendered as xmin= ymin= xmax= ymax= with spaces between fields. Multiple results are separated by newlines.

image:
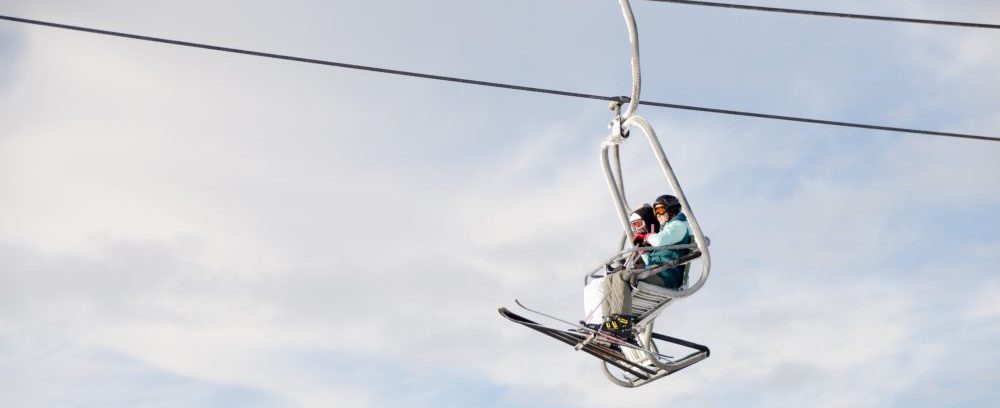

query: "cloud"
xmin=2 ymin=1 xmax=999 ymax=407
xmin=966 ymin=278 xmax=1000 ymax=320
xmin=0 ymin=335 xmax=292 ymax=407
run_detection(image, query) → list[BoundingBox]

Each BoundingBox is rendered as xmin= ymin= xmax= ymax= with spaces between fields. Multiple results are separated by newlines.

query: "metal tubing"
xmin=601 ymin=140 xmax=635 ymax=242
xmin=601 ymin=330 xmax=711 ymax=387
xmin=622 ymin=114 xmax=712 ymax=297
xmin=611 ymin=143 xmax=629 ymax=211
xmin=618 ymin=0 xmax=641 ymax=119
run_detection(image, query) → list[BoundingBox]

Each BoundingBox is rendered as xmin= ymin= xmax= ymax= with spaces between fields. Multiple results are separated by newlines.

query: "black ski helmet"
xmin=654 ymin=194 xmax=682 ymax=217
xmin=632 ymin=204 xmax=660 ymax=233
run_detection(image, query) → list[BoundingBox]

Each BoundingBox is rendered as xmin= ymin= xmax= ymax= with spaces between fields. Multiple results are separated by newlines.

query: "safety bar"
xmin=584 ymin=247 xmax=701 ymax=285
xmin=584 ymin=237 xmax=710 ymax=285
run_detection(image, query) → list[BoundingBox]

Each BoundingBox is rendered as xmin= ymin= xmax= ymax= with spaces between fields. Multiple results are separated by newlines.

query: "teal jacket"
xmin=642 ymin=213 xmax=691 ymax=289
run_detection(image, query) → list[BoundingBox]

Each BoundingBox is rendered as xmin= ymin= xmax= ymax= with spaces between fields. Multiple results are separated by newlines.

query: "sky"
xmin=1 ymin=0 xmax=999 ymax=407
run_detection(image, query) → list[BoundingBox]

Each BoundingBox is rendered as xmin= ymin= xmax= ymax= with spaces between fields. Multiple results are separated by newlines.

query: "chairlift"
xmin=499 ymin=0 xmax=711 ymax=388
xmin=587 ymin=101 xmax=712 ymax=387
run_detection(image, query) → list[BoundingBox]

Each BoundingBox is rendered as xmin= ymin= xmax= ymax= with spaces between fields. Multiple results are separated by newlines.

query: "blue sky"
xmin=1 ymin=1 xmax=999 ymax=407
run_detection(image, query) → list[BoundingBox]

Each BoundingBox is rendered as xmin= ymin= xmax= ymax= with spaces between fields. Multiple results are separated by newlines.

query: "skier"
xmin=582 ymin=204 xmax=658 ymax=330
xmin=591 ymin=195 xmax=692 ymax=342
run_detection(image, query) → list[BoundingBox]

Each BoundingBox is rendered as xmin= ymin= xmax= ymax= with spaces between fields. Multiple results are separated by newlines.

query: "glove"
xmin=631 ymin=232 xmax=648 ymax=246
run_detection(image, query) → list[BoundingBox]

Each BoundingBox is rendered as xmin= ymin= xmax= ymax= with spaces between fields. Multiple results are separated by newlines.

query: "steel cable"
xmin=643 ymin=0 xmax=1000 ymax=29
xmin=0 ymin=14 xmax=997 ymax=143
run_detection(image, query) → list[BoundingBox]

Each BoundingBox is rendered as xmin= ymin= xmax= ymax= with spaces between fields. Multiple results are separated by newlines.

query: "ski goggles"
xmin=631 ymin=219 xmax=646 ymax=229
xmin=653 ymin=205 xmax=667 ymax=215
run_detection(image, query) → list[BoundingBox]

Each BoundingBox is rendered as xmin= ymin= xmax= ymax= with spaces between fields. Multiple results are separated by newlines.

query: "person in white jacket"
xmin=582 ymin=205 xmax=658 ymax=327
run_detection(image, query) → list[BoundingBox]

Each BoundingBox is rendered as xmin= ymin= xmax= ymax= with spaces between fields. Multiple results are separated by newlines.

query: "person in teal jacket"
xmin=601 ymin=194 xmax=691 ymax=341
xmin=645 ymin=194 xmax=691 ymax=289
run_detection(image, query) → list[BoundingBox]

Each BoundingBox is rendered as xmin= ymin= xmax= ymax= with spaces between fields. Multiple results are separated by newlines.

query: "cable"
xmin=643 ymin=0 xmax=1000 ymax=29
xmin=640 ymin=101 xmax=998 ymax=141
xmin=0 ymin=15 xmax=610 ymax=102
xmin=0 ymin=14 xmax=997 ymax=143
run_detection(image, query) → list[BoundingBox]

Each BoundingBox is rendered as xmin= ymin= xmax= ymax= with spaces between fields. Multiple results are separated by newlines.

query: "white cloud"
xmin=2 ymin=1 xmax=999 ymax=407
xmin=966 ymin=277 xmax=1000 ymax=320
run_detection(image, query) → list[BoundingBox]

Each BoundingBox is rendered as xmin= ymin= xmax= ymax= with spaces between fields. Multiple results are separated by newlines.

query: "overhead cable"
xmin=0 ymin=14 xmax=997 ymax=143
xmin=643 ymin=0 xmax=1000 ymax=29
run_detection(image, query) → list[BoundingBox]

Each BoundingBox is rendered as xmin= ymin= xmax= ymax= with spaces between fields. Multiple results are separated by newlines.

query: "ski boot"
xmin=602 ymin=314 xmax=639 ymax=347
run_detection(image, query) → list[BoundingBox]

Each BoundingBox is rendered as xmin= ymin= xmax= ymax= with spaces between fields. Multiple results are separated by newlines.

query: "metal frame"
xmin=601 ymin=330 xmax=710 ymax=387
xmin=592 ymin=113 xmax=712 ymax=387
xmin=600 ymin=114 xmax=711 ymax=296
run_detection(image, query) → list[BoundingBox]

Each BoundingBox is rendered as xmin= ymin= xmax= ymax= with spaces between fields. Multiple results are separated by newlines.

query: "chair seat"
xmin=632 ymin=281 xmax=676 ymax=321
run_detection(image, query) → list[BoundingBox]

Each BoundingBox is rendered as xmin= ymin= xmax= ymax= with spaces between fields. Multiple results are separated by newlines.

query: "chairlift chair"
xmin=584 ymin=111 xmax=712 ymax=387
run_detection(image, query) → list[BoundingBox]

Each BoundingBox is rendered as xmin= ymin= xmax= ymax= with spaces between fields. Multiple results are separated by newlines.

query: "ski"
xmin=500 ymin=302 xmax=712 ymax=387
xmin=513 ymin=299 xmax=674 ymax=359
xmin=514 ymin=299 xmax=587 ymax=330
xmin=498 ymin=307 xmax=657 ymax=379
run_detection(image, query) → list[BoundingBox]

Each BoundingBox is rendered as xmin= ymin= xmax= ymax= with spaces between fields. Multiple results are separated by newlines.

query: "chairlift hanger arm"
xmin=618 ymin=0 xmax=642 ymax=119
